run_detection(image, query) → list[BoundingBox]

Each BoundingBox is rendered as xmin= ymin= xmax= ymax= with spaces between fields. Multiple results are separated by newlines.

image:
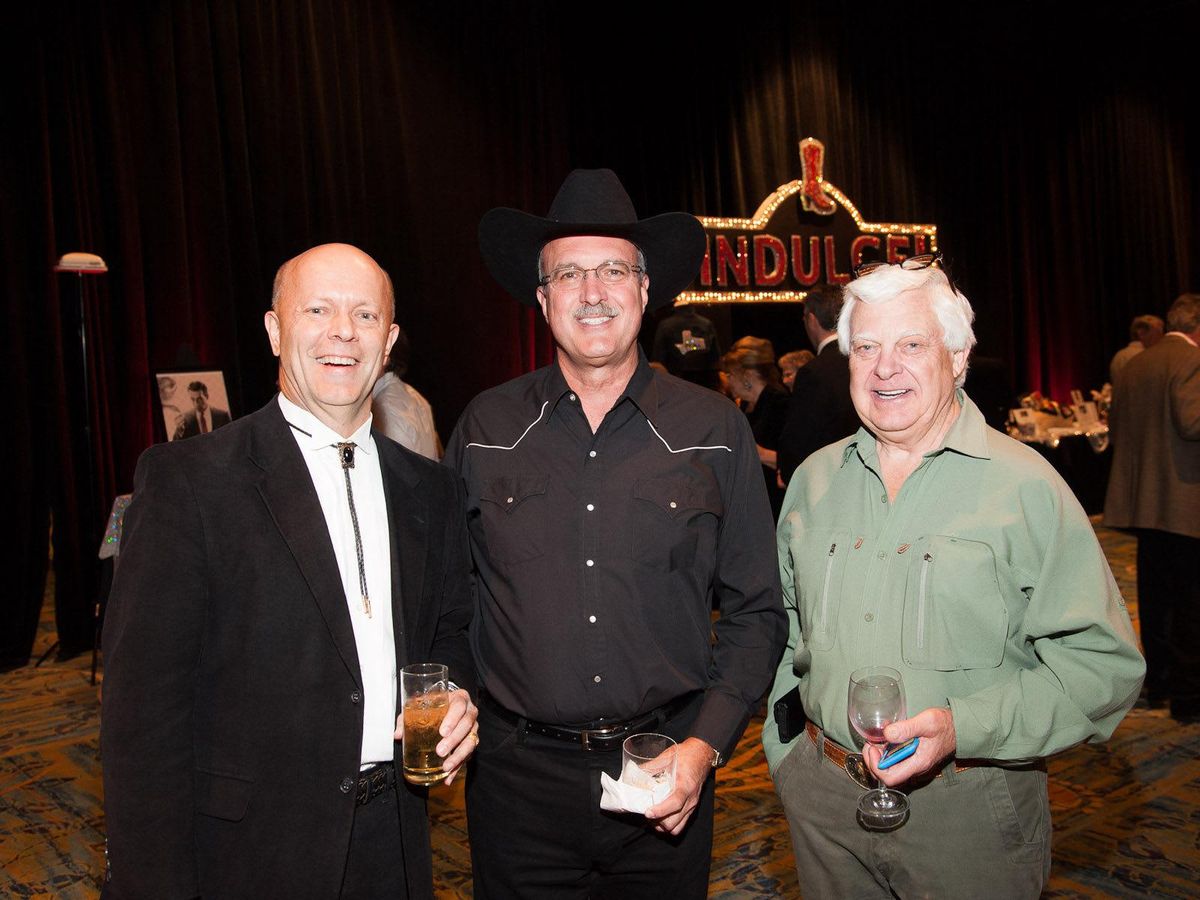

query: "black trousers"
xmin=1136 ymin=528 xmax=1200 ymax=717
xmin=466 ymin=698 xmax=715 ymax=899
xmin=341 ymin=780 xmax=409 ymax=899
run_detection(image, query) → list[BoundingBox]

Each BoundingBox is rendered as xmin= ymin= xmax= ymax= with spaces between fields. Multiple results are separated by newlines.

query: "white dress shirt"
xmin=278 ymin=394 xmax=398 ymax=766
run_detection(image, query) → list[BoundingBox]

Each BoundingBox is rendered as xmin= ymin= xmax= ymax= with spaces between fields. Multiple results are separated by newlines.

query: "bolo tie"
xmin=336 ymin=442 xmax=372 ymax=618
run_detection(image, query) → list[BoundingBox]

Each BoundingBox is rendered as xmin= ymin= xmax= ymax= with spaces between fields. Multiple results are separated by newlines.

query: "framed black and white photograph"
xmin=1074 ymin=401 xmax=1101 ymax=427
xmin=1011 ymin=407 xmax=1038 ymax=440
xmin=154 ymin=369 xmax=234 ymax=442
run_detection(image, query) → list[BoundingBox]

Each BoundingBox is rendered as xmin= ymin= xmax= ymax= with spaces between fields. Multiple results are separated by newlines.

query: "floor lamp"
xmin=51 ymin=252 xmax=107 ymax=683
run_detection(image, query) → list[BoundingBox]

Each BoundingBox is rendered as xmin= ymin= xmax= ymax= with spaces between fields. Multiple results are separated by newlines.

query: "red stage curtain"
xmin=2 ymin=2 xmax=1196 ymax=662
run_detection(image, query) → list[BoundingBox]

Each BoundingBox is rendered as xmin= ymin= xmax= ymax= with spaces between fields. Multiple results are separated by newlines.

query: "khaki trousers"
xmin=773 ymin=730 xmax=1050 ymax=899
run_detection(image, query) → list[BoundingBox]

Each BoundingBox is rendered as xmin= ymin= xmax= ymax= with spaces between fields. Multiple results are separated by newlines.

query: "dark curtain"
xmin=3 ymin=0 xmax=1197 ymax=664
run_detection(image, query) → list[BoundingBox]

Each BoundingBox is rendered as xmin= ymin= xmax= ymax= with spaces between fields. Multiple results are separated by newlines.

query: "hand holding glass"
xmin=847 ymin=666 xmax=909 ymax=827
xmin=400 ymin=663 xmax=450 ymax=786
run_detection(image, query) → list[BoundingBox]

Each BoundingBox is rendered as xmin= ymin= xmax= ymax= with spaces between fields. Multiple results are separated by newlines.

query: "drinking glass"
xmin=847 ymin=666 xmax=909 ymax=827
xmin=621 ymin=733 xmax=677 ymax=801
xmin=400 ymin=663 xmax=450 ymax=785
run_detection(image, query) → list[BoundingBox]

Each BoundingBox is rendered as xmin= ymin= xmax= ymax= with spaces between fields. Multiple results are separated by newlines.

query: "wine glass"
xmin=847 ymin=666 xmax=909 ymax=828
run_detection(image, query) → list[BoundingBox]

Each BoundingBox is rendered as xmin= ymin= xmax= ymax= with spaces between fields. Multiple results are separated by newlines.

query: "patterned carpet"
xmin=3 ymin=522 xmax=1198 ymax=898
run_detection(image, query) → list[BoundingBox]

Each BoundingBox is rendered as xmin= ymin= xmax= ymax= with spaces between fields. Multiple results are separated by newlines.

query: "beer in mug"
xmin=400 ymin=663 xmax=450 ymax=785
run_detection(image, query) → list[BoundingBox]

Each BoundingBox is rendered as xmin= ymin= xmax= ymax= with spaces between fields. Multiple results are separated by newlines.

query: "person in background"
xmin=731 ymin=334 xmax=775 ymax=357
xmin=372 ymin=325 xmax=442 ymax=460
xmin=722 ymin=343 xmax=790 ymax=519
xmin=651 ymin=304 xmax=722 ymax=391
xmin=778 ymin=349 xmax=815 ymax=390
xmin=1104 ymin=293 xmax=1200 ymax=722
xmin=765 ymin=256 xmax=1143 ymax=900
xmin=1110 ymin=314 xmax=1164 ymax=384
xmin=776 ymin=284 xmax=860 ymax=484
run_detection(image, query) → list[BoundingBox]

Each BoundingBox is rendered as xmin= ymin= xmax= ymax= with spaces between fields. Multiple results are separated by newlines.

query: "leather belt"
xmin=483 ymin=692 xmax=698 ymax=753
xmin=356 ymin=762 xmax=397 ymax=806
xmin=805 ymin=721 xmax=981 ymax=790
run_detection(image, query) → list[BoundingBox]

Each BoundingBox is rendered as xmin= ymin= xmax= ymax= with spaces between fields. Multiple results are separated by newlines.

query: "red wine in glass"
xmin=847 ymin=666 xmax=910 ymax=828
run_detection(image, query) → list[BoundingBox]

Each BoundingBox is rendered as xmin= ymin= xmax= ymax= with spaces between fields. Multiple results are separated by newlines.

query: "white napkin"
xmin=599 ymin=761 xmax=674 ymax=813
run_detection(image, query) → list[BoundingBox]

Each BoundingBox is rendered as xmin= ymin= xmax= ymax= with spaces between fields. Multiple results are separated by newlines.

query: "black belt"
xmin=482 ymin=692 xmax=698 ymax=753
xmin=356 ymin=762 xmax=397 ymax=806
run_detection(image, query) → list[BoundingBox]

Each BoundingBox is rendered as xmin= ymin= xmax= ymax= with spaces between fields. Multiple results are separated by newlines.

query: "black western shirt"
xmin=444 ymin=353 xmax=786 ymax=759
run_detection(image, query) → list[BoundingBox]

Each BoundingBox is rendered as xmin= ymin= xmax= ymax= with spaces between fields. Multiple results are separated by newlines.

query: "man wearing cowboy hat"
xmin=444 ymin=169 xmax=785 ymax=897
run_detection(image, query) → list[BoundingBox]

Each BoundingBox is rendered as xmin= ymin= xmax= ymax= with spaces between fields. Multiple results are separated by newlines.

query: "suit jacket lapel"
xmin=248 ymin=401 xmax=363 ymax=689
xmin=377 ymin=436 xmax=428 ymax=665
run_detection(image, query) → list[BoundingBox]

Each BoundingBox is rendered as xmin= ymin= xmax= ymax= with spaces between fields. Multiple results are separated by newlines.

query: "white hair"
xmin=838 ymin=264 xmax=977 ymax=387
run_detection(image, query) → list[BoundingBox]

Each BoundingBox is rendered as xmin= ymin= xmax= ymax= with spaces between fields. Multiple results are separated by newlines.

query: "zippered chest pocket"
xmin=901 ymin=535 xmax=1008 ymax=671
xmin=788 ymin=527 xmax=851 ymax=652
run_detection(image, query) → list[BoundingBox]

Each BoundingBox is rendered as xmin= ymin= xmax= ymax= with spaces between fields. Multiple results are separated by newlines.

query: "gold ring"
xmin=470 ymin=731 xmax=480 ymax=746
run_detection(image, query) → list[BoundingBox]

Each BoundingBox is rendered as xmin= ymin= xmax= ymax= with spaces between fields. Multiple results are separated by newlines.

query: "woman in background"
xmin=778 ymin=349 xmax=815 ymax=390
xmin=723 ymin=341 xmax=790 ymax=520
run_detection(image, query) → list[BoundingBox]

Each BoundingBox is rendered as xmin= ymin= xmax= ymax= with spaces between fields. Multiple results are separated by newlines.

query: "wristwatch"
xmin=709 ymin=743 xmax=724 ymax=768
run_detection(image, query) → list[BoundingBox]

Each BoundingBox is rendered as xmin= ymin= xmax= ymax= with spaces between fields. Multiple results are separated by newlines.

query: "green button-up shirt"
xmin=764 ymin=392 xmax=1144 ymax=772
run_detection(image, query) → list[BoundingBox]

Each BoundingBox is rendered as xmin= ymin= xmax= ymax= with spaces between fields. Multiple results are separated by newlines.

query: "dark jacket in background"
xmin=776 ymin=342 xmax=860 ymax=483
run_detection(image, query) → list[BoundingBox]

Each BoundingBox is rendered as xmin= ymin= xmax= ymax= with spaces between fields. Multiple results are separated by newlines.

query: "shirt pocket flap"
xmin=632 ymin=476 xmax=722 ymax=520
xmin=194 ymin=769 xmax=254 ymax=822
xmin=480 ymin=475 xmax=548 ymax=513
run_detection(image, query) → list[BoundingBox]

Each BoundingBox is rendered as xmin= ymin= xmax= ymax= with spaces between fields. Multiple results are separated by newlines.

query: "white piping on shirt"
xmin=464 ymin=401 xmax=550 ymax=451
xmin=646 ymin=418 xmax=732 ymax=453
xmin=463 ymin=400 xmax=733 ymax=455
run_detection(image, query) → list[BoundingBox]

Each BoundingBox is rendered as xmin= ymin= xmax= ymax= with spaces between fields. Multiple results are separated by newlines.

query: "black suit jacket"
xmin=776 ymin=340 xmax=861 ymax=482
xmin=172 ymin=406 xmax=232 ymax=439
xmin=101 ymin=398 xmax=475 ymax=900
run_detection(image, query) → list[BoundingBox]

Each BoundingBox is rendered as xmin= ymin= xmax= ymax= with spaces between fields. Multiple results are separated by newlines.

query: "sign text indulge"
xmin=679 ymin=138 xmax=939 ymax=304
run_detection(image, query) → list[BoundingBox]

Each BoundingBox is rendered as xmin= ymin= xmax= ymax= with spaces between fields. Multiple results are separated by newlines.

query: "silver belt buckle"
xmin=580 ymin=724 xmax=622 ymax=751
xmin=845 ymin=753 xmax=878 ymax=791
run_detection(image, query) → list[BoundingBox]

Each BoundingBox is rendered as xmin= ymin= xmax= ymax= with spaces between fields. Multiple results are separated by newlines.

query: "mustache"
xmin=573 ymin=303 xmax=619 ymax=320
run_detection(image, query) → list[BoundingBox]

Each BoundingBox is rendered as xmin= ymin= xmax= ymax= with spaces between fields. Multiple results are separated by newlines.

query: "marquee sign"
xmin=678 ymin=138 xmax=939 ymax=304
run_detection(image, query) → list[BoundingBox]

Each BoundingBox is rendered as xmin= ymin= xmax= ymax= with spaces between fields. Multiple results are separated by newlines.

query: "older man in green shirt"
xmin=764 ymin=257 xmax=1144 ymax=899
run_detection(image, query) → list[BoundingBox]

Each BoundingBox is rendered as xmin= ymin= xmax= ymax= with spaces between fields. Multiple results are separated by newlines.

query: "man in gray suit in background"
xmin=1105 ymin=293 xmax=1200 ymax=722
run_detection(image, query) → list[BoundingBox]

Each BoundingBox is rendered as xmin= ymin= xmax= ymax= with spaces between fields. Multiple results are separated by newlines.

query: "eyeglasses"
xmin=539 ymin=260 xmax=645 ymax=290
xmin=853 ymin=252 xmax=942 ymax=280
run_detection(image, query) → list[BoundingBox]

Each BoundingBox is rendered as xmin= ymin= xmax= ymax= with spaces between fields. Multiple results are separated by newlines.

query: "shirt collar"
xmin=277 ymin=394 xmax=376 ymax=456
xmin=1166 ymin=331 xmax=1199 ymax=348
xmin=538 ymin=347 xmax=659 ymax=419
xmin=817 ymin=333 xmax=840 ymax=355
xmin=841 ymin=389 xmax=991 ymax=468
xmin=621 ymin=348 xmax=658 ymax=418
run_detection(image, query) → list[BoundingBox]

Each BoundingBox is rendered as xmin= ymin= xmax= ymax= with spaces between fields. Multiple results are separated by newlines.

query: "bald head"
xmin=272 ymin=243 xmax=395 ymax=321
xmin=264 ymin=242 xmax=400 ymax=436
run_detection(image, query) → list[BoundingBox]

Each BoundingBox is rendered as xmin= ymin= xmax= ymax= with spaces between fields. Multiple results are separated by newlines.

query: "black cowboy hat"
xmin=478 ymin=168 xmax=706 ymax=311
